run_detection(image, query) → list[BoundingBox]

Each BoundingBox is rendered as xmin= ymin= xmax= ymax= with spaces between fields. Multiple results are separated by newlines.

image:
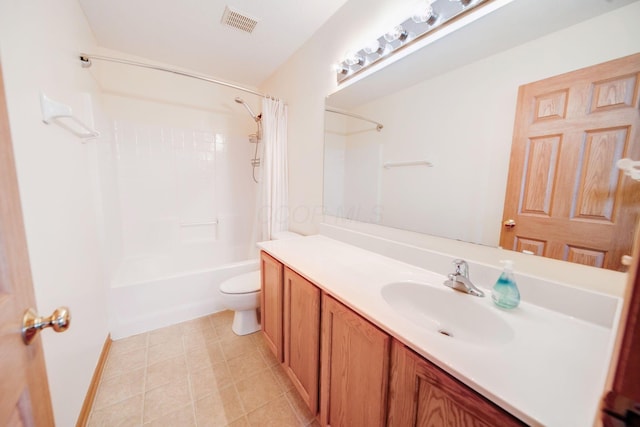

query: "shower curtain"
xmin=258 ymin=97 xmax=289 ymax=241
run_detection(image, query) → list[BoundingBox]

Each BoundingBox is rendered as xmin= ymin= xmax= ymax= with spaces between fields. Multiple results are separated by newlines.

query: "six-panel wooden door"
xmin=501 ymin=53 xmax=640 ymax=271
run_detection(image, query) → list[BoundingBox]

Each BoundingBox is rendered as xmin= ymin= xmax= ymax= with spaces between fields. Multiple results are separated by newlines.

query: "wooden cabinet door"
xmin=320 ymin=294 xmax=390 ymax=427
xmin=501 ymin=53 xmax=640 ymax=271
xmin=387 ymin=340 xmax=525 ymax=427
xmin=283 ymin=267 xmax=321 ymax=415
xmin=260 ymin=251 xmax=284 ymax=362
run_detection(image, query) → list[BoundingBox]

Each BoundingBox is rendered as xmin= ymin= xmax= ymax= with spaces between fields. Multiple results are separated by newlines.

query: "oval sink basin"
xmin=381 ymin=281 xmax=514 ymax=346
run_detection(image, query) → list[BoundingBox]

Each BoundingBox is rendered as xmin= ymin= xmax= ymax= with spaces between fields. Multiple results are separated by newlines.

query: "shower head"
xmin=235 ymin=97 xmax=259 ymax=122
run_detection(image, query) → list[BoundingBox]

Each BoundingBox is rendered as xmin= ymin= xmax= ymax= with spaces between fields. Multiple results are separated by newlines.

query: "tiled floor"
xmin=88 ymin=311 xmax=318 ymax=426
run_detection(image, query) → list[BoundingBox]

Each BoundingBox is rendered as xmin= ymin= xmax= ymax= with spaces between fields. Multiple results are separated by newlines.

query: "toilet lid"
xmin=220 ymin=270 xmax=260 ymax=294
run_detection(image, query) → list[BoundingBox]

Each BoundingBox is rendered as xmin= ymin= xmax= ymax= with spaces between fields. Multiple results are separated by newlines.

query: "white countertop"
xmin=258 ymin=235 xmax=618 ymax=427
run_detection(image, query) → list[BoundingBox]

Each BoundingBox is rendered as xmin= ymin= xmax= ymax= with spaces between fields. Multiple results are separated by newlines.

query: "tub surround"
xmin=258 ymin=234 xmax=621 ymax=426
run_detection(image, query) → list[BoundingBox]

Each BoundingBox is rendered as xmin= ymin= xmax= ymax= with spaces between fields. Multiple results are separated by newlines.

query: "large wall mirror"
xmin=323 ymin=0 xmax=640 ymax=271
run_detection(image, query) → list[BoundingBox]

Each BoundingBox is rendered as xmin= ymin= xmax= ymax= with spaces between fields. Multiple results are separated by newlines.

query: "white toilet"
xmin=219 ymin=231 xmax=302 ymax=335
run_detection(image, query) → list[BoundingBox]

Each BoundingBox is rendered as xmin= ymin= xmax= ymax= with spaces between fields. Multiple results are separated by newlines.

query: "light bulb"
xmin=412 ymin=4 xmax=437 ymax=25
xmin=363 ymin=39 xmax=383 ymax=55
xmin=344 ymin=51 xmax=364 ymax=66
xmin=383 ymin=25 xmax=408 ymax=43
xmin=332 ymin=63 xmax=349 ymax=75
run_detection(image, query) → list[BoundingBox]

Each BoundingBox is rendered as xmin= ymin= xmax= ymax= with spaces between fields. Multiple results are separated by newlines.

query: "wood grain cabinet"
xmin=387 ymin=340 xmax=526 ymax=427
xmin=260 ymin=254 xmax=526 ymax=426
xmin=283 ymin=267 xmax=321 ymax=415
xmin=320 ymin=294 xmax=391 ymax=427
xmin=260 ymin=251 xmax=284 ymax=362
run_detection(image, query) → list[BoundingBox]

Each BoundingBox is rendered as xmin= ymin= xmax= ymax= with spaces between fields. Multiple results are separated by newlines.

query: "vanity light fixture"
xmin=335 ymin=0 xmax=490 ymax=83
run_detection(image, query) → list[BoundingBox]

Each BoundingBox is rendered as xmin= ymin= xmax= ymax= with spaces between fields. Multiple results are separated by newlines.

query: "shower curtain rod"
xmin=324 ymin=107 xmax=383 ymax=131
xmin=79 ymin=53 xmax=266 ymax=98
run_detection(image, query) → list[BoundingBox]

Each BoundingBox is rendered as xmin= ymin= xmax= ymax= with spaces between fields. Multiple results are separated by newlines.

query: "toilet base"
xmin=232 ymin=308 xmax=260 ymax=335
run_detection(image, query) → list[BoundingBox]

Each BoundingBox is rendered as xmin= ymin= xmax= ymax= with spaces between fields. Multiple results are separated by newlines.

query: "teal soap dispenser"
xmin=492 ymin=260 xmax=520 ymax=309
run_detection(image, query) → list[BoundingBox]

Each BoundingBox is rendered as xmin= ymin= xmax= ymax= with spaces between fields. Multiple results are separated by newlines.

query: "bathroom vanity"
xmin=258 ymin=234 xmax=620 ymax=426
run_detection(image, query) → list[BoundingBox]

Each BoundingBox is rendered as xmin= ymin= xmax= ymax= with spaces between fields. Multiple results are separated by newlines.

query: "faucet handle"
xmin=452 ymin=259 xmax=469 ymax=277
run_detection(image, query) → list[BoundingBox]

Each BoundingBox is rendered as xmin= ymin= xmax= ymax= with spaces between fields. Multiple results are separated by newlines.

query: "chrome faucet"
xmin=443 ymin=259 xmax=485 ymax=297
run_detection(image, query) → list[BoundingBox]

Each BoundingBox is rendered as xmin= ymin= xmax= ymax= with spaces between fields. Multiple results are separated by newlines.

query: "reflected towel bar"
xmin=383 ymin=160 xmax=433 ymax=169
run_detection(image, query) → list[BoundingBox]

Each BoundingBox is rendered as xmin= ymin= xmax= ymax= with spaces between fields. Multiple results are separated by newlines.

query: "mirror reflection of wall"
xmin=324 ymin=1 xmax=640 ymax=269
xmin=324 ymin=111 xmax=383 ymax=224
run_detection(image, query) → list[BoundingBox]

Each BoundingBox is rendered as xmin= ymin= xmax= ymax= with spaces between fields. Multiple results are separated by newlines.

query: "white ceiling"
xmin=79 ymin=0 xmax=349 ymax=88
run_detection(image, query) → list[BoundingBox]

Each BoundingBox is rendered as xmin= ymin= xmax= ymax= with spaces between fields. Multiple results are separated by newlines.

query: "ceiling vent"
xmin=221 ymin=6 xmax=258 ymax=34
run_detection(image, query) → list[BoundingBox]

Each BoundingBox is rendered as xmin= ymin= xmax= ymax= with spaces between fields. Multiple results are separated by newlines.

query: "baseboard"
xmin=76 ymin=335 xmax=112 ymax=427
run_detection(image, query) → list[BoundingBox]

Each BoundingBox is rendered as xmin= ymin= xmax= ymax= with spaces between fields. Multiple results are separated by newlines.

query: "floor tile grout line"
xmin=90 ymin=360 xmax=150 ymax=413
xmin=228 ymin=332 xmax=284 ymax=423
xmin=227 ymin=344 xmax=248 ymax=421
xmin=283 ymin=390 xmax=312 ymax=426
xmin=86 ymin=334 xmax=151 ymax=424
xmin=181 ymin=329 xmax=199 ymax=427
xmin=140 ymin=332 xmax=149 ymax=425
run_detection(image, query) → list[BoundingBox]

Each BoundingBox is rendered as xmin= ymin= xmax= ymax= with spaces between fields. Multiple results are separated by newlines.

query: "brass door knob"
xmin=22 ymin=307 xmax=71 ymax=345
xmin=503 ymin=219 xmax=516 ymax=229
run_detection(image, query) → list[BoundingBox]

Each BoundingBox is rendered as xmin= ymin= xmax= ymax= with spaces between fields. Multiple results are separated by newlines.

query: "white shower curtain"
xmin=258 ymin=97 xmax=289 ymax=241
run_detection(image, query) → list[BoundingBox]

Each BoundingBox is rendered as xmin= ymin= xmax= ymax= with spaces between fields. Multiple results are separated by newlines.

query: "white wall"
xmin=323 ymin=113 xmax=347 ymax=217
xmin=324 ymin=113 xmax=384 ymax=222
xmin=263 ymin=1 xmax=640 ymax=293
xmin=0 ymin=0 xmax=109 ymax=425
xmin=342 ymin=125 xmax=382 ymax=223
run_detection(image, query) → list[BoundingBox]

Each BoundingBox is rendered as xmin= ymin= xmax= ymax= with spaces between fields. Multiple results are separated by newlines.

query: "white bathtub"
xmin=109 ymin=255 xmax=259 ymax=339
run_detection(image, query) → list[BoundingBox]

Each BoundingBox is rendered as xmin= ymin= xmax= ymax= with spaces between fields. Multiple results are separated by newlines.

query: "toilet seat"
xmin=220 ymin=270 xmax=260 ymax=295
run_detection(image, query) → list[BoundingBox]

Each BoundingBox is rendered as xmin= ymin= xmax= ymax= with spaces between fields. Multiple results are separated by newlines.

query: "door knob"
xmin=22 ymin=307 xmax=71 ymax=345
xmin=503 ymin=219 xmax=516 ymax=229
